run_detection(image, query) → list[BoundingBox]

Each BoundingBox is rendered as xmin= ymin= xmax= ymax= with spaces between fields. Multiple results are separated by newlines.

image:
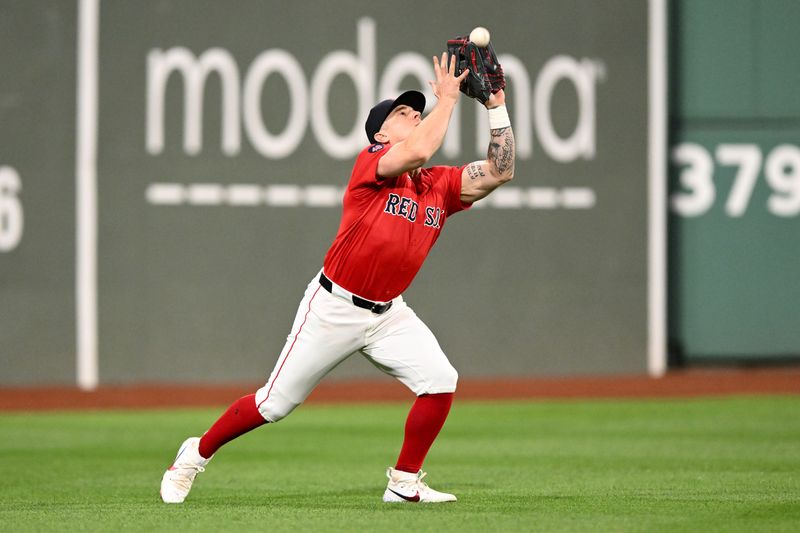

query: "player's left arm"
xmin=460 ymin=90 xmax=515 ymax=203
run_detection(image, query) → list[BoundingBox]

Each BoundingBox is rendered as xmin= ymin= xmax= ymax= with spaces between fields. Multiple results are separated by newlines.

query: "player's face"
xmin=380 ymin=105 xmax=422 ymax=142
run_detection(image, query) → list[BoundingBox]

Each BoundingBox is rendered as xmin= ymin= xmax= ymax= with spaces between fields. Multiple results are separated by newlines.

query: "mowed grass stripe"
xmin=1 ymin=397 xmax=798 ymax=532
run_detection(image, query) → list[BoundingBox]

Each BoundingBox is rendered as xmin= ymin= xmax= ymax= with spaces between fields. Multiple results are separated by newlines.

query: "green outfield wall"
xmin=1 ymin=0 xmax=660 ymax=386
xmin=0 ymin=3 xmax=78 ymax=383
xmin=668 ymin=0 xmax=800 ymax=361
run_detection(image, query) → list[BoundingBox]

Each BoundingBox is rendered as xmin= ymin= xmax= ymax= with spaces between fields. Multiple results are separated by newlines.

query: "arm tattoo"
xmin=487 ymin=126 xmax=515 ymax=176
xmin=466 ymin=162 xmax=486 ymax=181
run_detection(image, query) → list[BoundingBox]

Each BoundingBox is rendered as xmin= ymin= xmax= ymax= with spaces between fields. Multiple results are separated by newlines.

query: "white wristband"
xmin=487 ymin=104 xmax=511 ymax=130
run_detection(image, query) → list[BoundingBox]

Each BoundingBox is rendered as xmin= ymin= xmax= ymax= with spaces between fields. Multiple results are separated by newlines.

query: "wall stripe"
xmin=145 ymin=183 xmax=596 ymax=210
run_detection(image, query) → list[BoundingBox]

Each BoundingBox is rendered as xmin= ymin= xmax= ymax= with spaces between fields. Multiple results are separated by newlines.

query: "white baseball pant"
xmin=254 ymin=271 xmax=458 ymax=422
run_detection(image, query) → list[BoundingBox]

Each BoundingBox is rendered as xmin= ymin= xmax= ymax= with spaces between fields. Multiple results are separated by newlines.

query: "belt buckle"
xmin=371 ymin=301 xmax=392 ymax=314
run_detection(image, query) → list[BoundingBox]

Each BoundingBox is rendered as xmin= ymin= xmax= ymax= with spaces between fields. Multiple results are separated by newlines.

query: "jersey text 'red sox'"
xmin=384 ymin=193 xmax=446 ymax=228
xmin=323 ymin=143 xmax=470 ymax=302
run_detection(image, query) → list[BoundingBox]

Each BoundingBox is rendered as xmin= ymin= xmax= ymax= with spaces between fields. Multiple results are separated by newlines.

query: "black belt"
xmin=318 ymin=272 xmax=393 ymax=315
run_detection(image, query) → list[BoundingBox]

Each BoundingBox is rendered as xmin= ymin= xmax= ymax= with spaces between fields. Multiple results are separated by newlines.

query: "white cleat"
xmin=382 ymin=467 xmax=457 ymax=503
xmin=160 ymin=437 xmax=212 ymax=503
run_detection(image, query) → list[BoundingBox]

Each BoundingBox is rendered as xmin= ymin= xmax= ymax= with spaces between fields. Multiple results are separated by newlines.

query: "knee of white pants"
xmin=419 ymin=363 xmax=458 ymax=395
xmin=254 ymin=386 xmax=299 ymax=423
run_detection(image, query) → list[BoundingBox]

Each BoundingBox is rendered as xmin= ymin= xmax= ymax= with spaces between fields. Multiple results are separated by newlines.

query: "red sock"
xmin=198 ymin=394 xmax=267 ymax=459
xmin=394 ymin=392 xmax=454 ymax=473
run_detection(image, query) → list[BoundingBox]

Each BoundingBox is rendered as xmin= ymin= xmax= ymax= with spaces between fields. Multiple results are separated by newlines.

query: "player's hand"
xmin=429 ymin=53 xmax=469 ymax=103
xmin=485 ymin=88 xmax=506 ymax=109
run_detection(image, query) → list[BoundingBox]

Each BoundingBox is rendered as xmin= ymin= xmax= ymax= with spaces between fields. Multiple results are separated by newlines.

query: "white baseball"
xmin=469 ymin=26 xmax=491 ymax=48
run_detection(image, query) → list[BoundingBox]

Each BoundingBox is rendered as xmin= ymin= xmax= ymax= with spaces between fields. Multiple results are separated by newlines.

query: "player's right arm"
xmin=377 ymin=54 xmax=468 ymax=178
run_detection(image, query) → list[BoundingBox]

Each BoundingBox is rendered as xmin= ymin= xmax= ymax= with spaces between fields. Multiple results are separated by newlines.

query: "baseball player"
xmin=161 ymin=48 xmax=515 ymax=504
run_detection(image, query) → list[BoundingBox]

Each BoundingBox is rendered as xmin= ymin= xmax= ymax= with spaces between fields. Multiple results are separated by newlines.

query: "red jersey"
xmin=323 ymin=143 xmax=470 ymax=302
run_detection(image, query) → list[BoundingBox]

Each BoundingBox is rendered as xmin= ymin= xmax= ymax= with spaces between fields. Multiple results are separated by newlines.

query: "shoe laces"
xmin=415 ymin=471 xmax=430 ymax=491
xmin=169 ymin=463 xmax=205 ymax=491
xmin=392 ymin=469 xmax=430 ymax=492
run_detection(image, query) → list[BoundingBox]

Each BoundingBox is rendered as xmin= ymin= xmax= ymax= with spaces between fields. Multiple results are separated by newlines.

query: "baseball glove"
xmin=446 ymin=36 xmax=505 ymax=104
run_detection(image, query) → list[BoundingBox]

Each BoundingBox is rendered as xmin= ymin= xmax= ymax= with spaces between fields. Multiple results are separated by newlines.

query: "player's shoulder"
xmin=357 ymin=142 xmax=389 ymax=158
xmin=366 ymin=142 xmax=387 ymax=154
xmin=353 ymin=142 xmax=390 ymax=172
xmin=349 ymin=143 xmax=394 ymax=188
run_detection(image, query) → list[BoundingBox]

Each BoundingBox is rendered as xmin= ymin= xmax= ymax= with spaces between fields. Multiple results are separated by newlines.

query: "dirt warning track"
xmin=1 ymin=368 xmax=798 ymax=411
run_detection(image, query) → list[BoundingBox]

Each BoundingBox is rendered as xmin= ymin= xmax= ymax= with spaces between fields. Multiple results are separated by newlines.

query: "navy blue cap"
xmin=364 ymin=90 xmax=426 ymax=144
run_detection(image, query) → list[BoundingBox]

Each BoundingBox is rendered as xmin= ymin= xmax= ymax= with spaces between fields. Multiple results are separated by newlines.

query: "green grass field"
xmin=1 ymin=396 xmax=799 ymax=532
